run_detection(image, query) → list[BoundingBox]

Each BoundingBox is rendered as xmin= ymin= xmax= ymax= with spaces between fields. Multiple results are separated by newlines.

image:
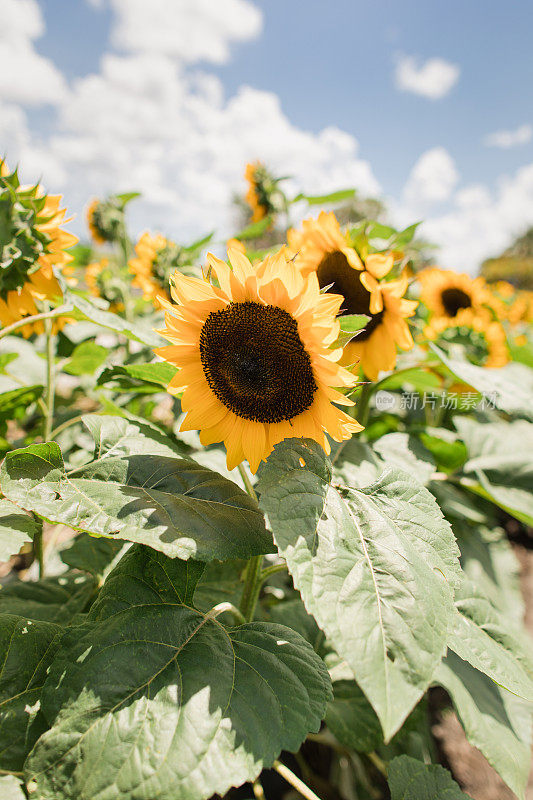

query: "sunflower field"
xmin=0 ymin=156 xmax=532 ymax=800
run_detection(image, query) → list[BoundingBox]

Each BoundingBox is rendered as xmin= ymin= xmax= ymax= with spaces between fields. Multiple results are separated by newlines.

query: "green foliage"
xmin=387 ymin=755 xmax=470 ymax=799
xmin=257 ymin=438 xmax=460 ymax=740
xmin=26 ymin=545 xmax=331 ymax=800
xmin=1 ymin=440 xmax=273 ymax=561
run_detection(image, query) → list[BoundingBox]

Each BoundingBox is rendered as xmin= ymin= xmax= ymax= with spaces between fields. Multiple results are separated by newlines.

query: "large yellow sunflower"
xmin=288 ymin=212 xmax=417 ymax=381
xmin=423 ymin=308 xmax=509 ymax=368
xmin=156 ymin=247 xmax=362 ymax=473
xmin=0 ymin=160 xmax=77 ymax=336
xmin=418 ymin=267 xmax=498 ymax=320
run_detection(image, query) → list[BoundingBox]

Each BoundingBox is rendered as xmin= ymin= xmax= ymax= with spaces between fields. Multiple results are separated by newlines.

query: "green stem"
xmin=44 ymin=314 xmax=56 ymax=442
xmin=273 ymin=760 xmax=323 ymax=800
xmin=237 ymin=463 xmax=263 ymax=621
xmin=33 ymin=520 xmax=44 ymax=579
xmin=259 ymin=562 xmax=287 ymax=582
xmin=366 ymin=751 xmax=388 ymax=778
xmin=356 ymin=382 xmax=374 ymax=429
xmin=0 ymin=303 xmax=73 ymax=340
xmin=49 ymin=414 xmax=85 ymax=441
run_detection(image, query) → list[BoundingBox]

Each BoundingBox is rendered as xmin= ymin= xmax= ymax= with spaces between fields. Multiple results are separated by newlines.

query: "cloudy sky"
xmin=2 ymin=0 xmax=533 ymax=273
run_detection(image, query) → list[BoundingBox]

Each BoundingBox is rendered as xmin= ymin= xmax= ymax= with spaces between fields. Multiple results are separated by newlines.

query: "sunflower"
xmin=129 ymin=232 xmax=197 ymax=307
xmin=155 ymin=247 xmax=362 ymax=473
xmin=86 ymin=199 xmax=106 ymax=245
xmin=288 ymin=212 xmax=417 ymax=381
xmin=86 ymin=194 xmax=131 ymax=246
xmin=85 ymin=258 xmax=125 ymax=312
xmin=418 ymin=267 xmax=498 ymax=320
xmin=0 ymin=160 xmax=77 ymax=336
xmin=423 ymin=308 xmax=509 ymax=368
xmin=244 ymin=161 xmax=286 ymax=225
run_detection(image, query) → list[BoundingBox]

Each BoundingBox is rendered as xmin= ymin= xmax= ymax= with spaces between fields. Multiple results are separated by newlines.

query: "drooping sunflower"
xmin=85 ymin=258 xmax=125 ymax=312
xmin=244 ymin=161 xmax=287 ymax=225
xmin=156 ymin=247 xmax=363 ymax=473
xmin=288 ymin=212 xmax=417 ymax=381
xmin=129 ymin=232 xmax=197 ymax=307
xmin=418 ymin=267 xmax=498 ymax=320
xmin=423 ymin=308 xmax=509 ymax=368
xmin=0 ymin=160 xmax=77 ymax=336
xmin=86 ymin=194 xmax=132 ymax=246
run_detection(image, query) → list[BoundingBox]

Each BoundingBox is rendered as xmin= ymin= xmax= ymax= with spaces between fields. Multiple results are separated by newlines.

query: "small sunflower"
xmin=418 ymin=267 xmax=497 ymax=320
xmin=0 ymin=160 xmax=77 ymax=336
xmin=129 ymin=232 xmax=197 ymax=307
xmin=85 ymin=258 xmax=125 ymax=312
xmin=86 ymin=199 xmax=106 ymax=245
xmin=244 ymin=161 xmax=286 ymax=224
xmin=156 ymin=247 xmax=362 ymax=473
xmin=86 ymin=194 xmax=133 ymax=246
xmin=423 ymin=308 xmax=509 ymax=368
xmin=288 ymin=212 xmax=417 ymax=381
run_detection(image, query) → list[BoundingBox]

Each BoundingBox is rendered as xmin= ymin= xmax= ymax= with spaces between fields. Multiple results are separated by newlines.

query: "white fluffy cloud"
xmin=396 ymin=162 xmax=533 ymax=273
xmin=395 ymin=55 xmax=460 ymax=99
xmin=403 ymin=147 xmax=460 ymax=207
xmin=484 ymin=124 xmax=532 ymax=149
xmin=92 ymin=0 xmax=263 ymax=63
xmin=0 ymin=0 xmax=67 ymax=105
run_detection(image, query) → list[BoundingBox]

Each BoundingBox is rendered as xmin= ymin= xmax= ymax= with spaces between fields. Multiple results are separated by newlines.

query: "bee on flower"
xmin=288 ymin=211 xmax=417 ymax=381
xmin=0 ymin=159 xmax=77 ymax=336
xmin=156 ymin=246 xmax=363 ymax=473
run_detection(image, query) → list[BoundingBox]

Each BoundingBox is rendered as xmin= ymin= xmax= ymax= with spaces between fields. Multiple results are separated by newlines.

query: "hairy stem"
xmin=237 ymin=463 xmax=263 ymax=621
xmin=0 ymin=303 xmax=73 ymax=340
xmin=273 ymin=760 xmax=323 ymax=800
xmin=49 ymin=414 xmax=85 ymax=441
xmin=44 ymin=314 xmax=56 ymax=442
xmin=33 ymin=519 xmax=45 ymax=579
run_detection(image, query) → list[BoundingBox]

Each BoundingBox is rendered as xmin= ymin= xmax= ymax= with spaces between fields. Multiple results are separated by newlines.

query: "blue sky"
xmin=3 ymin=0 xmax=533 ymax=272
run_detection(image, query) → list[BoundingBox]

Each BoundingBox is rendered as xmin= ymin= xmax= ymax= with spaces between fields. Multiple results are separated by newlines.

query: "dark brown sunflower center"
xmin=317 ymin=250 xmax=383 ymax=342
xmin=441 ymin=287 xmax=472 ymax=317
xmin=199 ymin=301 xmax=317 ymax=423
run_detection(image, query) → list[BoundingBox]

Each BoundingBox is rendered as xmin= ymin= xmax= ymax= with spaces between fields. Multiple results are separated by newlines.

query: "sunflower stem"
xmin=44 ymin=313 xmax=56 ymax=442
xmin=356 ymin=382 xmax=374 ymax=430
xmin=237 ymin=463 xmax=264 ymax=622
xmin=273 ymin=760 xmax=323 ymax=800
xmin=0 ymin=303 xmax=73 ymax=340
xmin=49 ymin=414 xmax=85 ymax=441
xmin=33 ymin=518 xmax=45 ymax=579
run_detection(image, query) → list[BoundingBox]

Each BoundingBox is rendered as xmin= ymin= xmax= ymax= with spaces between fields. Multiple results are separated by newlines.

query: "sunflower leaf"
xmin=0 ymin=441 xmax=272 ymax=562
xmin=25 ymin=545 xmax=331 ymax=800
xmin=436 ymin=652 xmax=532 ymax=799
xmin=430 ymin=343 xmax=533 ymax=421
xmin=0 ymin=498 xmax=40 ymax=561
xmin=257 ymin=438 xmax=460 ymax=740
xmin=0 ymin=613 xmax=63 ymax=771
xmin=387 ymin=755 xmax=470 ymax=800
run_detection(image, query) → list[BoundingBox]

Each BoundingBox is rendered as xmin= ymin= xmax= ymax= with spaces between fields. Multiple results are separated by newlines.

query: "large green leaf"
xmin=447 ymin=578 xmax=533 ymax=701
xmin=26 ymin=546 xmax=331 ymax=800
xmin=64 ymin=290 xmax=164 ymax=347
xmin=387 ymin=755 xmax=470 ymax=800
xmin=81 ymin=413 xmax=188 ymax=459
xmin=455 ymin=417 xmax=533 ymax=525
xmin=1 ymin=442 xmax=272 ymax=562
xmin=257 ymin=439 xmax=460 ymax=739
xmin=97 ymin=361 xmax=177 ymax=391
xmin=431 ymin=343 xmax=533 ymax=420
xmin=62 ymin=341 xmax=108 ymax=376
xmin=456 ymin=521 xmax=523 ymax=623
xmin=436 ymin=652 xmax=532 ymax=799
xmin=0 ymin=572 xmax=98 ymax=624
xmin=325 ymin=680 xmax=382 ymax=752
xmin=0 ymin=498 xmax=39 ymax=561
xmin=0 ymin=614 xmax=62 ymax=771
xmin=60 ymin=534 xmax=126 ymax=578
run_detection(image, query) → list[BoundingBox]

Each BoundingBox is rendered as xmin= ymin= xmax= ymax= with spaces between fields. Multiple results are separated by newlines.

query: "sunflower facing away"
xmin=0 ymin=160 xmax=77 ymax=335
xmin=129 ymin=232 xmax=196 ymax=307
xmin=423 ymin=308 xmax=509 ymax=368
xmin=156 ymin=247 xmax=362 ymax=473
xmin=288 ymin=211 xmax=417 ymax=381
xmin=418 ymin=267 xmax=499 ymax=320
xmin=85 ymin=258 xmax=126 ymax=312
xmin=244 ymin=161 xmax=286 ymax=224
